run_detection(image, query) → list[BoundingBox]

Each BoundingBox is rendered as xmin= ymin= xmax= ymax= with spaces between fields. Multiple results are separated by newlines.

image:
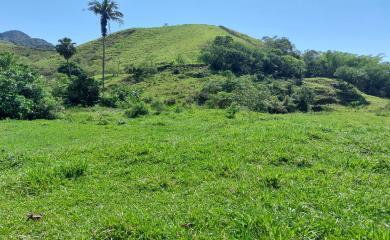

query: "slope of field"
xmin=0 ymin=103 xmax=389 ymax=238
xmin=35 ymin=24 xmax=263 ymax=76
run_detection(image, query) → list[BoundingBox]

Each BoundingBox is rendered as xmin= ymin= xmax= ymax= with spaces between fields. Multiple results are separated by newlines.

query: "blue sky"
xmin=1 ymin=0 xmax=389 ymax=61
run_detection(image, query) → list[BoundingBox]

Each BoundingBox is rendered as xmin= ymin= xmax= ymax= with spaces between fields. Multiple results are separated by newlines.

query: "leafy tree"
xmin=57 ymin=62 xmax=87 ymax=78
xmin=200 ymin=36 xmax=265 ymax=76
xmin=280 ymin=55 xmax=306 ymax=79
xmin=66 ymin=74 xmax=100 ymax=106
xmin=262 ymin=36 xmax=300 ymax=57
xmin=55 ymin=38 xmax=77 ymax=77
xmin=0 ymin=53 xmax=59 ymax=119
xmin=88 ymin=0 xmax=124 ymax=93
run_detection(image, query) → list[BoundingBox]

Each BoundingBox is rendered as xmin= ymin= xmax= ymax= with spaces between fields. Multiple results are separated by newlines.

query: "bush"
xmin=151 ymin=100 xmax=166 ymax=114
xmin=126 ymin=65 xmax=158 ymax=83
xmin=294 ymin=87 xmax=313 ymax=112
xmin=66 ymin=75 xmax=100 ymax=106
xmin=226 ymin=103 xmax=240 ymax=119
xmin=125 ymin=102 xmax=149 ymax=118
xmin=100 ymin=95 xmax=118 ymax=108
xmin=57 ymin=62 xmax=87 ymax=78
xmin=0 ymin=53 xmax=59 ymax=120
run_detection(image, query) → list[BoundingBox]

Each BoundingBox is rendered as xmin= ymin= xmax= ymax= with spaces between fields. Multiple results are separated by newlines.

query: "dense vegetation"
xmin=0 ymin=53 xmax=58 ymax=119
xmin=303 ymin=50 xmax=390 ymax=98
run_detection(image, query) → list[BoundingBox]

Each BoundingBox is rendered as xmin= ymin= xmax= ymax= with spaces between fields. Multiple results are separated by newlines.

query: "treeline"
xmin=303 ymin=51 xmax=390 ymax=98
xmin=201 ymin=36 xmax=390 ymax=98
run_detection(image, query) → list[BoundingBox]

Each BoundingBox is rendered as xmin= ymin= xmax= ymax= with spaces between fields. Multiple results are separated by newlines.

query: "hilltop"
xmin=33 ymin=24 xmax=262 ymax=76
xmin=0 ymin=30 xmax=54 ymax=50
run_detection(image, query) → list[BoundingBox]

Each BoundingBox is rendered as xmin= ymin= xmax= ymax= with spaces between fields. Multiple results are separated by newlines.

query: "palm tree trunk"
xmin=67 ymin=59 xmax=71 ymax=77
xmin=102 ymin=36 xmax=106 ymax=94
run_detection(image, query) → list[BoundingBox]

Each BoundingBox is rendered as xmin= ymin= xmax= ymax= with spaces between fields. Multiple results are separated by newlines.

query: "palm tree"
xmin=55 ymin=38 xmax=77 ymax=77
xmin=88 ymin=0 xmax=124 ymax=93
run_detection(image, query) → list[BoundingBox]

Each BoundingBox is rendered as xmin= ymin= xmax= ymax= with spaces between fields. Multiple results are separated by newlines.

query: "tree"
xmin=55 ymin=38 xmax=77 ymax=77
xmin=88 ymin=0 xmax=124 ymax=93
xmin=0 ymin=53 xmax=59 ymax=119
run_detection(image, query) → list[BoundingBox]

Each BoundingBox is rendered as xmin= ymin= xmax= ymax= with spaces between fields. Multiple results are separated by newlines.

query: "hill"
xmin=0 ymin=30 xmax=54 ymax=50
xmin=35 ymin=24 xmax=263 ymax=75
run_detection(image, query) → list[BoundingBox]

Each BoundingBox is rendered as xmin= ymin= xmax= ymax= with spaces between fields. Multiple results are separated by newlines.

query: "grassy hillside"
xmin=35 ymin=24 xmax=263 ymax=76
xmin=0 ymin=41 xmax=55 ymax=72
xmin=0 ymin=104 xmax=389 ymax=239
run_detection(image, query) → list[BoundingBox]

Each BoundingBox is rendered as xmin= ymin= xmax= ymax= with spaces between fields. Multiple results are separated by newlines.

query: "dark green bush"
xmin=57 ymin=62 xmax=87 ymax=78
xmin=0 ymin=53 xmax=59 ymax=120
xmin=294 ymin=87 xmax=314 ymax=112
xmin=126 ymin=65 xmax=158 ymax=83
xmin=125 ymin=102 xmax=149 ymax=118
xmin=66 ymin=75 xmax=100 ymax=106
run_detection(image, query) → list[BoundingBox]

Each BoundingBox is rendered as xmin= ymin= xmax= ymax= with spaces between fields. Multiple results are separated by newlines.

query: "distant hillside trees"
xmin=202 ymin=36 xmax=389 ymax=98
xmin=303 ymin=50 xmax=390 ymax=98
xmin=0 ymin=53 xmax=59 ymax=119
xmin=88 ymin=0 xmax=124 ymax=93
xmin=55 ymin=38 xmax=77 ymax=77
xmin=200 ymin=36 xmax=305 ymax=79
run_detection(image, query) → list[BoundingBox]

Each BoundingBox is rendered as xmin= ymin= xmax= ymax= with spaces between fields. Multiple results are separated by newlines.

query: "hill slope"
xmin=0 ymin=30 xmax=54 ymax=50
xmin=0 ymin=41 xmax=55 ymax=72
xmin=36 ymin=24 xmax=263 ymax=75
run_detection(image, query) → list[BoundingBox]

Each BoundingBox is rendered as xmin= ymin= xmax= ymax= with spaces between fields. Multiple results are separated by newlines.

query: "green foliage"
xmin=66 ymin=75 xmax=100 ymax=106
xmin=126 ymin=64 xmax=158 ymax=83
xmin=201 ymin=36 xmax=305 ymax=79
xmin=293 ymin=87 xmax=314 ymax=112
xmin=125 ymin=102 xmax=149 ymax=118
xmin=200 ymin=36 xmax=266 ymax=76
xmin=303 ymin=50 xmax=390 ymax=98
xmin=225 ymin=102 xmax=240 ymax=119
xmin=55 ymin=160 xmax=88 ymax=179
xmin=262 ymin=36 xmax=299 ymax=57
xmin=0 ymin=53 xmax=59 ymax=119
xmin=280 ymin=55 xmax=306 ymax=78
xmin=55 ymin=38 xmax=76 ymax=61
xmin=57 ymin=62 xmax=86 ymax=77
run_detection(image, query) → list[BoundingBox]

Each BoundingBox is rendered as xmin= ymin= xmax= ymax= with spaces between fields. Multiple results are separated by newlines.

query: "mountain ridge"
xmin=0 ymin=30 xmax=54 ymax=50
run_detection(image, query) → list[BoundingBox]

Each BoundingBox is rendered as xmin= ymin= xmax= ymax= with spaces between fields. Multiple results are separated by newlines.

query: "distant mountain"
xmin=0 ymin=30 xmax=54 ymax=50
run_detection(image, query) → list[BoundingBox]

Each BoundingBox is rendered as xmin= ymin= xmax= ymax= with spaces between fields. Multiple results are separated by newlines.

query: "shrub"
xmin=55 ymin=160 xmax=88 ymax=179
xmin=125 ymin=102 xmax=149 ymax=118
xmin=66 ymin=75 xmax=100 ymax=106
xmin=164 ymin=98 xmax=177 ymax=106
xmin=0 ymin=53 xmax=59 ymax=120
xmin=57 ymin=62 xmax=87 ymax=78
xmin=151 ymin=100 xmax=166 ymax=114
xmin=226 ymin=103 xmax=240 ymax=119
xmin=100 ymin=95 xmax=118 ymax=108
xmin=126 ymin=65 xmax=158 ymax=83
xmin=294 ymin=87 xmax=313 ymax=112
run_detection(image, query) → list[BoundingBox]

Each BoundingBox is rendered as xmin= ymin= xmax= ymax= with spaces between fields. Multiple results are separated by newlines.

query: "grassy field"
xmin=0 ymin=101 xmax=389 ymax=239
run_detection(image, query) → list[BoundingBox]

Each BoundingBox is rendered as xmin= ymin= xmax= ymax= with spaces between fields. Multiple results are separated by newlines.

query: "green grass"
xmin=34 ymin=24 xmax=263 ymax=76
xmin=0 ymin=41 xmax=55 ymax=75
xmin=0 ymin=104 xmax=389 ymax=239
